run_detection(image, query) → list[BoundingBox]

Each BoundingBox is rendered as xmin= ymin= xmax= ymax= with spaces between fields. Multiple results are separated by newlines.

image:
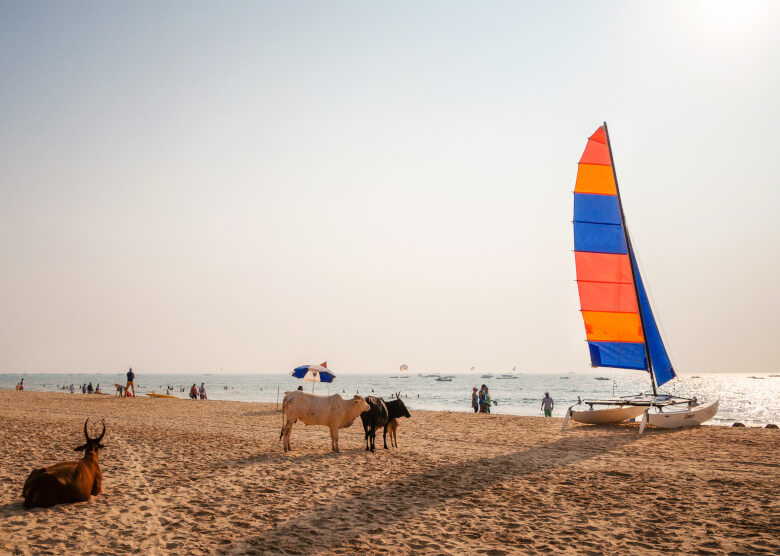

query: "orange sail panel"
xmin=581 ymin=311 xmax=644 ymax=342
xmin=574 ymin=164 xmax=617 ymax=195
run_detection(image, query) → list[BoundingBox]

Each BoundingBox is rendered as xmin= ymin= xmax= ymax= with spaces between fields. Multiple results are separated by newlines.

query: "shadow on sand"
xmin=227 ymin=429 xmax=639 ymax=553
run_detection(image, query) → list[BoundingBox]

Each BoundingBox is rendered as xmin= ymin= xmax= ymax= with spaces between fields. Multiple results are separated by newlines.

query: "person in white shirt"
xmin=541 ymin=392 xmax=554 ymax=417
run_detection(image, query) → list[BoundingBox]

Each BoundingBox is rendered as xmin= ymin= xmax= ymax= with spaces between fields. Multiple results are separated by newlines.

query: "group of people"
xmin=471 ymin=386 xmax=555 ymax=417
xmin=189 ymin=383 xmax=207 ymax=400
xmin=15 ymin=378 xmax=25 ymax=391
xmin=471 ymin=384 xmax=493 ymax=413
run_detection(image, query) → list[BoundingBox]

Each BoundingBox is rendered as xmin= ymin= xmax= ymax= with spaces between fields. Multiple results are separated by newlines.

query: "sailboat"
xmin=562 ymin=123 xmax=718 ymax=432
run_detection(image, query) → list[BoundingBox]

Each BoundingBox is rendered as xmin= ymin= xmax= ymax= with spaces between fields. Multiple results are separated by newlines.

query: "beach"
xmin=1 ymin=391 xmax=778 ymax=555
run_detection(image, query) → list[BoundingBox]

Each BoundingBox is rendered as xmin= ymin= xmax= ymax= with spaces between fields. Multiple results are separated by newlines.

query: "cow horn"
xmin=97 ymin=419 xmax=106 ymax=442
xmin=83 ymin=418 xmax=90 ymax=440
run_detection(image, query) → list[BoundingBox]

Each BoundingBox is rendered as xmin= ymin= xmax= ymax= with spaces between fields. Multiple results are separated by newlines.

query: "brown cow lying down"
xmin=23 ymin=419 xmax=106 ymax=508
xmin=280 ymin=391 xmax=369 ymax=453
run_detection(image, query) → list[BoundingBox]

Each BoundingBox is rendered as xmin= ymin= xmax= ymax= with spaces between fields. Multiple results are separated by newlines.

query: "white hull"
xmin=644 ymin=400 xmax=719 ymax=429
xmin=569 ymin=405 xmax=646 ymax=425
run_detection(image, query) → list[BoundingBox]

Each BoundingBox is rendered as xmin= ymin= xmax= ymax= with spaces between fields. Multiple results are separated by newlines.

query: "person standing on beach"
xmin=69 ymin=384 xmax=75 ymax=394
xmin=19 ymin=378 xmax=25 ymax=391
xmin=541 ymin=392 xmax=554 ymax=417
xmin=125 ymin=368 xmax=136 ymax=398
xmin=478 ymin=385 xmax=488 ymax=413
xmin=198 ymin=383 xmax=207 ymax=400
xmin=471 ymin=387 xmax=479 ymax=413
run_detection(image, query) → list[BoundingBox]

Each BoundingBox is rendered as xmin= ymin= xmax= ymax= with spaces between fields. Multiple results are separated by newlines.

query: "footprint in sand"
xmin=111 ymin=435 xmax=167 ymax=553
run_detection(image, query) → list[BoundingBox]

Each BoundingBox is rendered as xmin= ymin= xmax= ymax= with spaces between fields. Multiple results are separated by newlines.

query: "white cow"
xmin=280 ymin=391 xmax=370 ymax=453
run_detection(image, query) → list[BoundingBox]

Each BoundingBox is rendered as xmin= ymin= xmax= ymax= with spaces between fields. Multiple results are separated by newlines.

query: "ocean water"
xmin=2 ymin=372 xmax=778 ymax=427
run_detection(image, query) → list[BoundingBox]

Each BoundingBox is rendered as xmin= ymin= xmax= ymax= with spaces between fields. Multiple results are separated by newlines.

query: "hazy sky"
xmin=1 ymin=1 xmax=778 ymax=375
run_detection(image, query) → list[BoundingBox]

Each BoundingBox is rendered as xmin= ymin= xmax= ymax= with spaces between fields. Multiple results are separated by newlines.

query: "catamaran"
xmin=562 ymin=123 xmax=718 ymax=432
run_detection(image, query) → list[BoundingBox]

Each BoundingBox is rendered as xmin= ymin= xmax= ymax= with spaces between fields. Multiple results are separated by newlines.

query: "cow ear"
xmin=74 ymin=444 xmax=86 ymax=452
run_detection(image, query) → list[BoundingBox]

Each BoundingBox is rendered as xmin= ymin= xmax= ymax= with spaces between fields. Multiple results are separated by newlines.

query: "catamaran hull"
xmin=569 ymin=405 xmax=646 ymax=425
xmin=645 ymin=400 xmax=719 ymax=429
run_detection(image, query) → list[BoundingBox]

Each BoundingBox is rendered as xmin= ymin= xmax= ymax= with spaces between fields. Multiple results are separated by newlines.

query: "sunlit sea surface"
xmin=2 ymin=372 xmax=778 ymax=427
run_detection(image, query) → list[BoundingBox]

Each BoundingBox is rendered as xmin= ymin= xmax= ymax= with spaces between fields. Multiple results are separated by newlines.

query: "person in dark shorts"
xmin=125 ymin=368 xmax=136 ymax=398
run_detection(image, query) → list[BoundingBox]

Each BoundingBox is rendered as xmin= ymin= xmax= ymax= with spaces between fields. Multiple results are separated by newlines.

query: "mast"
xmin=602 ymin=121 xmax=657 ymax=396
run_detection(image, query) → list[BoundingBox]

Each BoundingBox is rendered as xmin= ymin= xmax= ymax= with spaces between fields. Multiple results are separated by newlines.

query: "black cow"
xmin=384 ymin=394 xmax=411 ymax=448
xmin=360 ymin=396 xmax=389 ymax=452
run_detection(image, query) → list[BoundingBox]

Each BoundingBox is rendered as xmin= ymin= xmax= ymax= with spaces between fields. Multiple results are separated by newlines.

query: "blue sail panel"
xmin=588 ymin=341 xmax=648 ymax=370
xmin=573 ymin=222 xmax=627 ymax=254
xmin=630 ymin=253 xmax=676 ymax=386
xmin=574 ymin=193 xmax=622 ymax=225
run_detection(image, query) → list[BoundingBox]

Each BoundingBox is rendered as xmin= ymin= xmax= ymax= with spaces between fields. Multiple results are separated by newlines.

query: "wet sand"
xmin=1 ymin=390 xmax=778 ymax=555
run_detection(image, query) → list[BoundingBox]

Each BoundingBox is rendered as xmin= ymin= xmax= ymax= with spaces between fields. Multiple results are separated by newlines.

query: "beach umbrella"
xmin=291 ymin=362 xmax=336 ymax=384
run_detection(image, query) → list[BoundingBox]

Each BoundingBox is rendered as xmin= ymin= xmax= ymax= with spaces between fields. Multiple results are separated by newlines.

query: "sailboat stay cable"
xmin=602 ymin=121 xmax=657 ymax=396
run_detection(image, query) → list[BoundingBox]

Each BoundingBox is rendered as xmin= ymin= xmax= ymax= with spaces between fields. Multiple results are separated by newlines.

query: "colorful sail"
xmin=573 ymin=125 xmax=676 ymax=386
xmin=573 ymin=126 xmax=647 ymax=371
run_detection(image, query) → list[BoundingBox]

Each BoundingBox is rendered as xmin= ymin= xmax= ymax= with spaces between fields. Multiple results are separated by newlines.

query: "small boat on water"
xmin=748 ymin=376 xmax=765 ymax=379
xmin=480 ymin=374 xmax=493 ymax=379
xmin=496 ymin=374 xmax=518 ymax=379
xmin=560 ymin=376 xmax=569 ymax=379
xmin=769 ymin=374 xmax=780 ymax=377
xmin=594 ymin=377 xmax=610 ymax=381
xmin=435 ymin=376 xmax=453 ymax=382
xmin=563 ymin=124 xmax=715 ymax=432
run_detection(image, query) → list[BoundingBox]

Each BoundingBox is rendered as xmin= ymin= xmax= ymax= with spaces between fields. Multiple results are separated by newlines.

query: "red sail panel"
xmin=578 ymin=139 xmax=611 ymax=166
xmin=578 ymin=282 xmax=639 ymax=313
xmin=574 ymin=252 xmax=633 ymax=284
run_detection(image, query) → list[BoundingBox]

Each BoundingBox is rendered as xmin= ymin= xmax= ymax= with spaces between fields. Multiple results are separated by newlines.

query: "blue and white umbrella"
xmin=291 ymin=362 xmax=336 ymax=383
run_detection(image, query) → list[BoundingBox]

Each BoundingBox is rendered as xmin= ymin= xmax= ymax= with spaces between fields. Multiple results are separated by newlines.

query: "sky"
xmin=1 ymin=0 xmax=779 ymax=375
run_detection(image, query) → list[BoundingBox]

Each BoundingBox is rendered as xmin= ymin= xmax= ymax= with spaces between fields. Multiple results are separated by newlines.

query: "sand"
xmin=1 ymin=390 xmax=778 ymax=555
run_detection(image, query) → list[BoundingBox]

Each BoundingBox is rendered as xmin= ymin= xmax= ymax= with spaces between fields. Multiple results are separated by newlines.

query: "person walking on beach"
xmin=19 ymin=378 xmax=25 ymax=391
xmin=471 ymin=387 xmax=479 ymax=413
xmin=87 ymin=382 xmax=94 ymax=394
xmin=541 ymin=392 xmax=554 ymax=417
xmin=190 ymin=384 xmax=198 ymax=399
xmin=198 ymin=383 xmax=207 ymax=400
xmin=125 ymin=368 xmax=136 ymax=398
xmin=69 ymin=384 xmax=75 ymax=394
xmin=478 ymin=385 xmax=488 ymax=413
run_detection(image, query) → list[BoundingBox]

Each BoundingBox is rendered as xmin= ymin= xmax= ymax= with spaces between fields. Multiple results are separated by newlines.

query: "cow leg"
xmin=383 ymin=425 xmax=388 ymax=449
xmin=364 ymin=423 xmax=370 ymax=451
xmin=283 ymin=422 xmax=293 ymax=452
xmin=369 ymin=425 xmax=376 ymax=452
xmin=92 ymin=469 xmax=102 ymax=496
xmin=330 ymin=424 xmax=339 ymax=452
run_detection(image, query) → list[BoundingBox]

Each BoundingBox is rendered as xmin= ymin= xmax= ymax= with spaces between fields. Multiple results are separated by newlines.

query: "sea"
xmin=2 ymin=371 xmax=778 ymax=427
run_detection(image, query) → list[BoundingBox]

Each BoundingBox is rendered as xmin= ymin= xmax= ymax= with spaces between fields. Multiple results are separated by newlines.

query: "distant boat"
xmin=560 ymin=376 xmax=569 ymax=379
xmin=435 ymin=377 xmax=453 ymax=382
xmin=594 ymin=377 xmax=610 ymax=381
xmin=480 ymin=374 xmax=493 ymax=379
xmin=769 ymin=374 xmax=780 ymax=377
xmin=496 ymin=374 xmax=517 ymax=379
xmin=690 ymin=376 xmax=700 ymax=378
xmin=748 ymin=376 xmax=765 ymax=379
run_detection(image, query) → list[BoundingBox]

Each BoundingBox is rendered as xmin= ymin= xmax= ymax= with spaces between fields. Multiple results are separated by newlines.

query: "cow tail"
xmin=279 ymin=396 xmax=286 ymax=441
